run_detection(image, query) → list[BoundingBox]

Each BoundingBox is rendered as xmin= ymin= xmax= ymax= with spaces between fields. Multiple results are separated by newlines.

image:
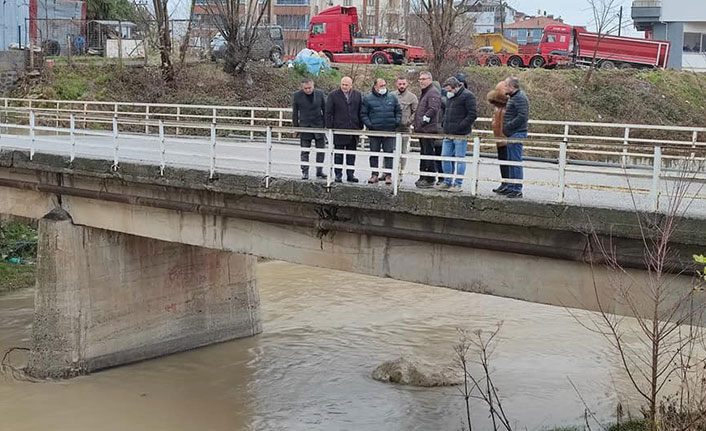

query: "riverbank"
xmin=10 ymin=62 xmax=706 ymax=128
xmin=0 ymin=220 xmax=36 ymax=292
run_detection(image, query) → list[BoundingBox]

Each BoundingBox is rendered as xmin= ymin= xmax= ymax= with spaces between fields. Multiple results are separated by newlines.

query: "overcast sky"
xmin=510 ymin=0 xmax=643 ymax=37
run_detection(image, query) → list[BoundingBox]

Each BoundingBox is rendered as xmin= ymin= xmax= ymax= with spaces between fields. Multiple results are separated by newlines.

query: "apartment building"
xmin=503 ymin=14 xmax=565 ymax=46
xmin=632 ymin=0 xmax=706 ymax=71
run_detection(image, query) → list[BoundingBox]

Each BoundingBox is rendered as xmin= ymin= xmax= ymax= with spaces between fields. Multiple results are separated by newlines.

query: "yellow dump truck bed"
xmin=472 ymin=33 xmax=518 ymax=54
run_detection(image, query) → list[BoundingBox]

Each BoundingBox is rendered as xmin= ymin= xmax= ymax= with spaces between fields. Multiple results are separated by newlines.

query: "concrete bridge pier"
xmin=27 ymin=209 xmax=261 ymax=379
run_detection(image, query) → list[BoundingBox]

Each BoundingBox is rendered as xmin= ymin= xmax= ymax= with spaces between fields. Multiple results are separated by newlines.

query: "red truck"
xmin=306 ymin=6 xmax=426 ymax=64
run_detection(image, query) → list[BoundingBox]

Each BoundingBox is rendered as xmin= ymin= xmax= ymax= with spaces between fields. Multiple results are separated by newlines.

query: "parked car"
xmin=210 ymin=26 xmax=285 ymax=62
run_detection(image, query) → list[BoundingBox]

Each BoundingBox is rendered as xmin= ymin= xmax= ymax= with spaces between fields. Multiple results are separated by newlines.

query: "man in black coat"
xmin=413 ymin=71 xmax=442 ymax=188
xmin=325 ymin=76 xmax=363 ymax=183
xmin=292 ymin=78 xmax=327 ymax=180
xmin=500 ymin=76 xmax=530 ymax=199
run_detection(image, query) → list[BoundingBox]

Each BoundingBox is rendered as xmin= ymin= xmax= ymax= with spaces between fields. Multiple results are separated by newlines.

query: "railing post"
xmin=212 ymin=108 xmax=217 ymax=125
xmin=69 ymin=114 xmax=76 ymax=162
xmin=159 ymin=120 xmax=165 ymax=176
xmin=621 ymin=127 xmax=630 ymax=167
xmin=55 ymin=101 xmax=59 ymax=134
xmin=176 ymin=106 xmax=181 ymax=136
xmin=392 ymin=132 xmax=402 ymax=195
xmin=691 ymin=130 xmax=698 ymax=159
xmin=250 ymin=109 xmax=255 ymax=141
xmin=145 ymin=105 xmax=150 ymax=134
xmin=470 ymin=136 xmax=481 ymax=196
xmin=651 ymin=145 xmax=662 ymax=212
xmin=112 ymin=116 xmax=119 ymax=170
xmin=209 ymin=123 xmax=216 ymax=179
xmin=29 ymin=110 xmax=35 ymax=160
xmin=277 ymin=111 xmax=283 ymax=141
xmin=326 ymin=129 xmax=334 ymax=187
xmin=83 ymin=102 xmax=87 ymax=129
xmin=265 ymin=126 xmax=272 ymax=188
xmin=558 ymin=141 xmax=567 ymax=202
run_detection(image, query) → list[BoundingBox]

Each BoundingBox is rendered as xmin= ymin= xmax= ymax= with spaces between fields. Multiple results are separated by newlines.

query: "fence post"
xmin=145 ymin=105 xmax=150 ymax=134
xmin=176 ymin=106 xmax=181 ymax=136
xmin=159 ymin=120 xmax=165 ymax=176
xmin=29 ymin=110 xmax=35 ymax=160
xmin=277 ymin=111 xmax=283 ymax=141
xmin=209 ymin=123 xmax=216 ymax=179
xmin=69 ymin=114 xmax=76 ymax=162
xmin=83 ymin=102 xmax=87 ymax=128
xmin=558 ymin=141 xmax=567 ymax=202
xmin=265 ymin=126 xmax=272 ymax=188
xmin=691 ymin=130 xmax=698 ymax=159
xmin=55 ymin=101 xmax=59 ymax=134
xmin=392 ymin=132 xmax=402 ymax=195
xmin=212 ymin=108 xmax=217 ymax=126
xmin=621 ymin=127 xmax=630 ymax=167
xmin=470 ymin=136 xmax=481 ymax=196
xmin=112 ymin=116 xmax=119 ymax=170
xmin=250 ymin=109 xmax=255 ymax=141
xmin=651 ymin=145 xmax=662 ymax=212
xmin=326 ymin=129 xmax=334 ymax=187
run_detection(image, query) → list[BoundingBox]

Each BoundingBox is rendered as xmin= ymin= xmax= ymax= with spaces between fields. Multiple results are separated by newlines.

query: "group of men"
xmin=291 ymin=72 xmax=529 ymax=198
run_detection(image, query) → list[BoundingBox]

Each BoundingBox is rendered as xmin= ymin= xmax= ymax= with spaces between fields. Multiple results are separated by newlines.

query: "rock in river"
xmin=372 ymin=357 xmax=462 ymax=387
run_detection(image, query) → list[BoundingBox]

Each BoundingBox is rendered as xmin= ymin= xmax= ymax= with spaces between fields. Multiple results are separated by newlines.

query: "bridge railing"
xmin=1 ymin=99 xmax=705 ymax=213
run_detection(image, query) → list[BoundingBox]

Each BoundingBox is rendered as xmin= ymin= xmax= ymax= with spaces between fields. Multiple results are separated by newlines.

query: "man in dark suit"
xmin=325 ymin=76 xmax=363 ymax=183
xmin=292 ymin=78 xmax=327 ymax=180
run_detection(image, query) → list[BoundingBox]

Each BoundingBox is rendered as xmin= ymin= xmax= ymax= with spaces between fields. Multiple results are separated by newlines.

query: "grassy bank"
xmin=11 ymin=62 xmax=706 ymax=128
xmin=0 ymin=221 xmax=37 ymax=293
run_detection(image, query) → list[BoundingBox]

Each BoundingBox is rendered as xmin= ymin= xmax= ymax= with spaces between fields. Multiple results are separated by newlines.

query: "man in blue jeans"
xmin=500 ymin=77 xmax=529 ymax=199
xmin=435 ymin=77 xmax=477 ymax=192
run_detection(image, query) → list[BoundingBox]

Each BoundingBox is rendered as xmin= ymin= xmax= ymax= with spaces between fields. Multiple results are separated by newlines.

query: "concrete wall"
xmin=27 ymin=212 xmax=260 ymax=378
xmin=662 ymin=1 xmax=706 ymax=23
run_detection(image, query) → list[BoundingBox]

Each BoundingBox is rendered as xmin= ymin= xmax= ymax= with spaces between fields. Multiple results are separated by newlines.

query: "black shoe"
xmin=347 ymin=176 xmax=359 ymax=183
xmin=334 ymin=176 xmax=343 ymax=183
xmin=505 ymin=190 xmax=523 ymax=199
xmin=301 ymin=172 xmax=309 ymax=180
xmin=492 ymin=184 xmax=507 ymax=194
xmin=415 ymin=179 xmax=433 ymax=189
xmin=316 ymin=171 xmax=327 ymax=179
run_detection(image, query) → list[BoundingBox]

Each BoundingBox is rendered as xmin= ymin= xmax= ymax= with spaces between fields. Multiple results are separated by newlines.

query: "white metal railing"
xmin=1 ymin=99 xmax=705 ymax=213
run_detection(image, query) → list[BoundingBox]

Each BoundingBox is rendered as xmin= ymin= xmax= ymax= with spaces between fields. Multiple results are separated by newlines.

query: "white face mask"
xmin=446 ymin=91 xmax=455 ymax=99
xmin=378 ymin=88 xmax=387 ymax=95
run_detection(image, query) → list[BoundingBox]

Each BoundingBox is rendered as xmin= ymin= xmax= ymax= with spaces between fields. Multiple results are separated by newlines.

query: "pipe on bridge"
xmin=0 ymin=177 xmax=690 ymax=274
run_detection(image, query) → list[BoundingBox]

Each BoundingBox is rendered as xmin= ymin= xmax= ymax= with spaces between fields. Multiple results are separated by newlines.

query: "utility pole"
xmin=618 ymin=6 xmax=623 ymax=36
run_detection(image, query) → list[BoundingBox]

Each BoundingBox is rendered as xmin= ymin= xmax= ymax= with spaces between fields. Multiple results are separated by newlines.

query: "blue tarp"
xmin=293 ymin=56 xmax=331 ymax=76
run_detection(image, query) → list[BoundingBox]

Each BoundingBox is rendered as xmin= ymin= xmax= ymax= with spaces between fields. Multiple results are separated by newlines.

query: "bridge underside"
xmin=1 ymin=151 xmax=704 ymax=375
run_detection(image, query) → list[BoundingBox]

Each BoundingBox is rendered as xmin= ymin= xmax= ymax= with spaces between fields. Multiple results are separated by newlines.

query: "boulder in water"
xmin=372 ymin=357 xmax=462 ymax=387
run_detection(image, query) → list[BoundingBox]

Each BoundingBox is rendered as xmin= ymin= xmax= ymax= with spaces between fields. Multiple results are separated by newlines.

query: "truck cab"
xmin=537 ymin=24 xmax=574 ymax=56
xmin=307 ymin=6 xmax=358 ymax=58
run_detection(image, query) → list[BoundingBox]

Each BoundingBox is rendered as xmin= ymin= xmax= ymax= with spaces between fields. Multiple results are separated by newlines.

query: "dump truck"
xmin=306 ymin=6 xmax=426 ymax=64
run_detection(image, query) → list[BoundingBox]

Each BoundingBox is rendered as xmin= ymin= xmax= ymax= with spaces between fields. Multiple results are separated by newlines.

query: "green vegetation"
xmin=0 ymin=221 xmax=38 ymax=293
xmin=608 ymin=419 xmax=650 ymax=431
xmin=85 ymin=0 xmax=137 ymax=20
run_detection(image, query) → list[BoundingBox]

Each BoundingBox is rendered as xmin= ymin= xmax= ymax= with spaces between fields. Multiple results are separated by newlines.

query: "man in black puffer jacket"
xmin=436 ymin=76 xmax=477 ymax=192
xmin=292 ymin=78 xmax=327 ymax=180
xmin=361 ymin=78 xmax=401 ymax=185
xmin=500 ymin=76 xmax=530 ymax=199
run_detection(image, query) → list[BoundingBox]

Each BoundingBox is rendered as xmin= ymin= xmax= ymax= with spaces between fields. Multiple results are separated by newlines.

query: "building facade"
xmin=503 ymin=14 xmax=565 ymax=46
xmin=632 ymin=0 xmax=706 ymax=71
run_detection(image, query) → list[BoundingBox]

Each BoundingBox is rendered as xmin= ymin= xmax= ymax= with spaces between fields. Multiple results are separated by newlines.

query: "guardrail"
xmin=1 ymin=98 xmax=705 ymax=213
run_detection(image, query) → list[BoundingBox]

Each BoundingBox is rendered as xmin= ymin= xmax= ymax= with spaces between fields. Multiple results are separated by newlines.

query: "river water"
xmin=0 ymin=261 xmax=644 ymax=431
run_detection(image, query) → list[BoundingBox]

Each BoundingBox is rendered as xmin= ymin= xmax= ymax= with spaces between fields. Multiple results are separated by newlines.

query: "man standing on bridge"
xmin=500 ymin=76 xmax=529 ymax=199
xmin=292 ymin=78 xmax=327 ymax=180
xmin=413 ymin=71 xmax=442 ymax=189
xmin=326 ymin=76 xmax=363 ymax=183
xmin=361 ymin=78 xmax=401 ymax=185
xmin=393 ymin=77 xmax=418 ymax=182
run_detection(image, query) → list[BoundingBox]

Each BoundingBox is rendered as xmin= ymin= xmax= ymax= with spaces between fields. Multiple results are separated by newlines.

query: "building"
xmin=1 ymin=0 xmax=85 ymax=52
xmin=503 ymin=14 xmax=565 ymax=46
xmin=632 ymin=0 xmax=706 ymax=71
xmin=467 ymin=0 xmax=517 ymax=34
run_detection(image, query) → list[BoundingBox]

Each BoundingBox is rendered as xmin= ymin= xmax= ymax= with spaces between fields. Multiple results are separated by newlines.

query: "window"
xmin=311 ymin=23 xmax=325 ymax=35
xmin=276 ymin=0 xmax=309 ymax=4
xmin=270 ymin=27 xmax=283 ymax=39
xmin=276 ymin=15 xmax=309 ymax=30
xmin=531 ymin=29 xmax=542 ymax=41
xmin=545 ymin=34 xmax=556 ymax=43
xmin=684 ymin=32 xmax=701 ymax=53
xmin=560 ymin=35 xmax=567 ymax=43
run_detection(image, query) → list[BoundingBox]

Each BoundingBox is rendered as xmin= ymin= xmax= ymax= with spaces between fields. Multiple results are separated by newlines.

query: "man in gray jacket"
xmin=393 ymin=77 xmax=418 ymax=180
xmin=500 ymin=76 xmax=529 ymax=199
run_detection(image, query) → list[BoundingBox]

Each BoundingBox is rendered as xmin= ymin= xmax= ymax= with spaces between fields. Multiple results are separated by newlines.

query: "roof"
xmin=505 ymin=16 xmax=564 ymax=30
xmin=90 ymin=20 xmax=137 ymax=27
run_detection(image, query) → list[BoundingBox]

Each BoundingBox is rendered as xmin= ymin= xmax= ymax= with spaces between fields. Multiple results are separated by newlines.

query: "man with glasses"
xmin=413 ymin=71 xmax=442 ymax=188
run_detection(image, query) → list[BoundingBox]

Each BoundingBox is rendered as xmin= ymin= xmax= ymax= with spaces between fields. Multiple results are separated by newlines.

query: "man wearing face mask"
xmin=392 ymin=77 xmax=418 ymax=181
xmin=325 ymin=76 xmax=363 ymax=183
xmin=361 ymin=78 xmax=401 ymax=185
xmin=436 ymin=76 xmax=477 ymax=192
xmin=292 ymin=78 xmax=327 ymax=180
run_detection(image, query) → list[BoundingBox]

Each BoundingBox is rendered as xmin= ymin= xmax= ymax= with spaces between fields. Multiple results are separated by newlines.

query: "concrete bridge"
xmin=1 ymin=99 xmax=706 ymax=378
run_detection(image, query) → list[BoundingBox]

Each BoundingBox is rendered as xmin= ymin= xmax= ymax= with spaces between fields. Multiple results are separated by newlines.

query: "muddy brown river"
xmin=0 ymin=261 xmax=644 ymax=430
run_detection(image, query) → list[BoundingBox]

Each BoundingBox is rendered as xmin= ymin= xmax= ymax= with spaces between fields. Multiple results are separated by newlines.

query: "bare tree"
xmin=202 ymin=0 xmax=273 ymax=75
xmin=153 ymin=0 xmax=175 ymax=82
xmin=575 ymin=157 xmax=706 ymax=430
xmin=584 ymin=0 xmax=621 ymax=84
xmin=179 ymin=0 xmax=197 ymax=68
xmin=412 ymin=0 xmax=475 ymax=78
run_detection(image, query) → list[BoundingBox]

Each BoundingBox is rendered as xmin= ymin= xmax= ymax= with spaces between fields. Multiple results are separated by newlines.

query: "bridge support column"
xmin=27 ymin=209 xmax=260 ymax=379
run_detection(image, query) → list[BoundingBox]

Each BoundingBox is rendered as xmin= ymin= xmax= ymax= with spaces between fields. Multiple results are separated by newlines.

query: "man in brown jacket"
xmin=487 ymin=86 xmax=509 ymax=193
xmin=393 ymin=77 xmax=418 ymax=180
xmin=412 ymin=71 xmax=442 ymax=188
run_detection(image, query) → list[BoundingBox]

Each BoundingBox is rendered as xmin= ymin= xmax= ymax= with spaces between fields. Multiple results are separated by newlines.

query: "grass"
xmin=0 ymin=221 xmax=38 ymax=293
xmin=0 ymin=261 xmax=35 ymax=292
